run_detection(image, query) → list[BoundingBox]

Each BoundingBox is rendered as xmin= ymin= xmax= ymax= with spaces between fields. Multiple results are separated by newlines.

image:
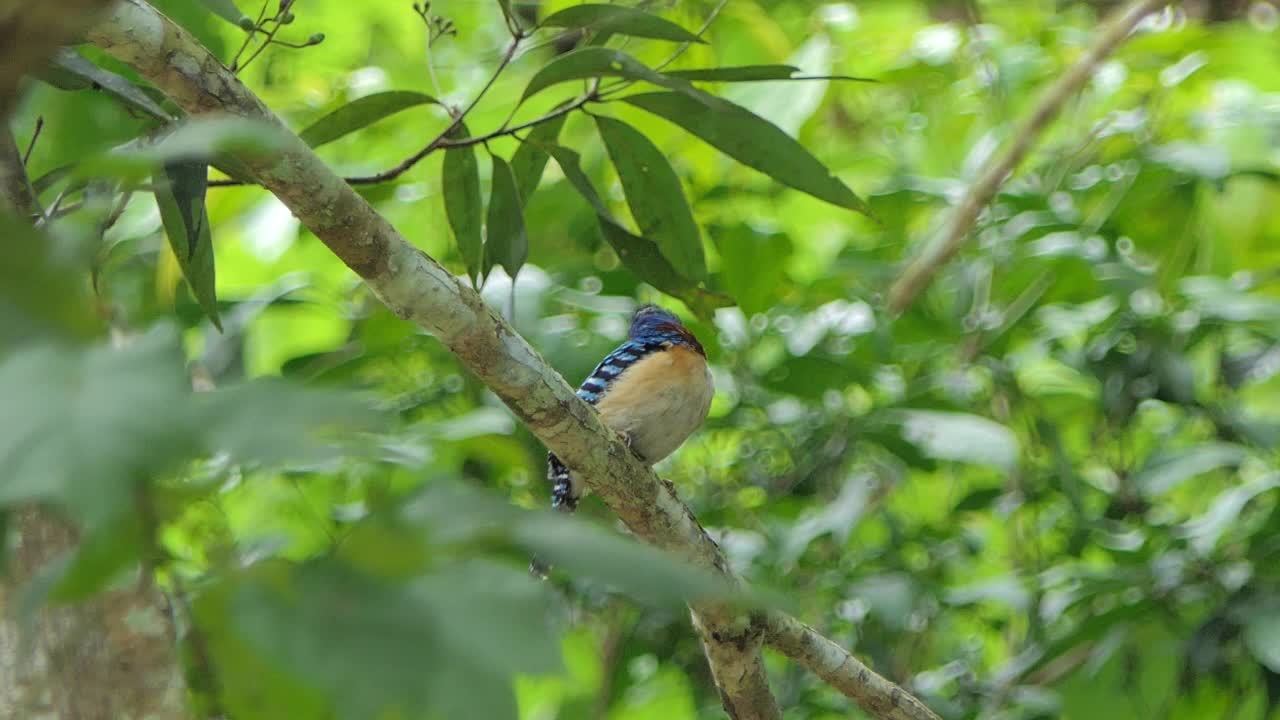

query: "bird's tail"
xmin=548 ymin=452 xmax=578 ymax=512
xmin=530 ymin=452 xmax=577 ymax=579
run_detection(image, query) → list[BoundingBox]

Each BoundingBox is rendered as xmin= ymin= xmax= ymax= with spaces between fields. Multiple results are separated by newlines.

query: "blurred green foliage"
xmin=4 ymin=0 xmax=1280 ymax=719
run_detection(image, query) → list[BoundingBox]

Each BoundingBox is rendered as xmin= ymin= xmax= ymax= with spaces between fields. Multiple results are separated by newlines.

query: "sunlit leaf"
xmin=298 ymin=91 xmax=440 ymax=148
xmin=1133 ymin=443 xmax=1248 ymax=496
xmin=888 ymin=410 xmax=1019 ymax=470
xmin=441 ymin=125 xmax=484 ymax=283
xmin=539 ymin=4 xmax=704 ymax=44
xmin=1180 ymin=276 xmax=1280 ymax=322
xmin=155 ymin=160 xmax=220 ymax=330
xmin=1180 ymin=475 xmax=1279 ymax=554
xmin=623 ymin=91 xmax=871 ymax=215
xmin=484 ymin=155 xmax=527 ymax=279
xmin=595 ymin=115 xmax=705 ymax=279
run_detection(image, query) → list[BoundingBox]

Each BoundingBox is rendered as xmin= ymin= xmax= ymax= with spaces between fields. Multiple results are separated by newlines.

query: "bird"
xmin=531 ymin=304 xmax=713 ymax=576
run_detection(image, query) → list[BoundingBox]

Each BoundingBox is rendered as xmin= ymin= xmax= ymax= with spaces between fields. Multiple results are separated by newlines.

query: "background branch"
xmin=765 ymin=613 xmax=939 ymax=720
xmin=885 ymin=0 xmax=1168 ymax=314
xmin=87 ymin=2 xmax=940 ymax=718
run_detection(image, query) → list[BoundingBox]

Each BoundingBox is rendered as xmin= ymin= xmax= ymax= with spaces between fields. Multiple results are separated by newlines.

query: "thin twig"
xmin=885 ymin=0 xmax=1168 ymax=314
xmin=208 ymin=88 xmax=591 ymax=188
xmin=237 ymin=15 xmax=285 ymax=72
xmin=23 ymin=116 xmax=43 ymax=165
xmin=598 ymin=0 xmax=729 ymax=97
xmin=654 ymin=0 xmax=728 ymax=72
xmin=230 ymin=0 xmax=270 ymax=71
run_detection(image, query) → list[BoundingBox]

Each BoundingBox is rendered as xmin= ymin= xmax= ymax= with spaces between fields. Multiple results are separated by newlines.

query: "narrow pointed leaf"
xmin=666 ymin=65 xmax=875 ymax=83
xmin=155 ymin=161 xmax=221 ymax=330
xmin=545 ymin=146 xmax=730 ymax=317
xmin=509 ymin=111 xmax=567 ymax=205
xmin=594 ymin=115 xmax=705 ymax=279
xmin=548 ymin=144 xmax=689 ymax=291
xmin=39 ymin=49 xmax=171 ymax=121
xmin=623 ymin=91 xmax=871 ymax=216
xmin=540 ymin=4 xmax=704 ymax=44
xmin=520 ymin=48 xmax=719 ymax=107
xmin=299 ymin=91 xmax=440 ymax=148
xmin=484 ymin=156 xmax=527 ymax=279
xmin=441 ymin=126 xmax=484 ymax=283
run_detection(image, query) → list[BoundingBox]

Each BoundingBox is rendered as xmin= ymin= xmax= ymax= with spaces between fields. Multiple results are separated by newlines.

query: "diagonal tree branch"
xmin=886 ymin=0 xmax=1168 ymax=314
xmin=87 ymin=3 xmax=938 ymax=718
xmin=764 ymin=613 xmax=938 ymax=720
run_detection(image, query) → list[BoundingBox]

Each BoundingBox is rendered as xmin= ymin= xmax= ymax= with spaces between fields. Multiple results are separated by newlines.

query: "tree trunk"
xmin=0 ymin=509 xmax=189 ymax=720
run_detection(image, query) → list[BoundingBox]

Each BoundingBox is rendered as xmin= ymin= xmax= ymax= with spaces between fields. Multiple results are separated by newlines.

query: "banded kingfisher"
xmin=543 ymin=303 xmax=713 ymax=516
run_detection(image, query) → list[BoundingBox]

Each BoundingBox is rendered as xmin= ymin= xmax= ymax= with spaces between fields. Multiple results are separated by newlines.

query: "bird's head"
xmin=629 ymin=304 xmax=704 ymax=354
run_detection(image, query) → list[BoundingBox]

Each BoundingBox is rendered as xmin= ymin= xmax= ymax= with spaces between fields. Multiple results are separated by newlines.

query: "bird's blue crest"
xmin=629 ymin=304 xmax=682 ymax=338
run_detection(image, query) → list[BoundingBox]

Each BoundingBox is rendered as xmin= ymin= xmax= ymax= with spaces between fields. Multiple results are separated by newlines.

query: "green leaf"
xmin=229 ymin=558 xmax=537 ymax=720
xmin=520 ymin=48 xmax=717 ymax=106
xmin=39 ymin=49 xmax=172 ymax=121
xmin=195 ymin=0 xmax=251 ymax=28
xmin=539 ymin=4 xmax=705 ymax=44
xmin=0 ymin=326 xmax=194 ymax=527
xmin=1133 ymin=442 xmax=1248 ymax=496
xmin=544 ymin=144 xmax=610 ymax=216
xmin=77 ymin=117 xmax=287 ymax=182
xmin=666 ymin=65 xmax=874 ymax=82
xmin=509 ymin=112 xmax=568 ymax=205
xmin=192 ymin=573 xmax=331 ymax=719
xmin=0 ymin=213 xmax=101 ymax=350
xmin=441 ymin=126 xmax=484 ymax=284
xmin=623 ymin=91 xmax=871 ymax=216
xmin=484 ymin=155 xmax=527 ymax=279
xmin=713 ymin=223 xmax=791 ymax=315
xmin=594 ymin=115 xmax=705 ymax=280
xmin=155 ymin=160 xmax=221 ymax=330
xmin=415 ymin=562 xmax=562 ymax=675
xmin=197 ymin=378 xmax=383 ymax=465
xmin=955 ymin=487 xmax=1004 ymax=512
xmin=298 ymin=91 xmax=440 ymax=148
xmin=888 ymin=410 xmax=1019 ymax=470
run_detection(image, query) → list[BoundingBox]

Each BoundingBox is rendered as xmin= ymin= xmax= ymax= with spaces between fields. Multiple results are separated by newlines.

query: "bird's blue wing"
xmin=576 ymin=337 xmax=669 ymax=404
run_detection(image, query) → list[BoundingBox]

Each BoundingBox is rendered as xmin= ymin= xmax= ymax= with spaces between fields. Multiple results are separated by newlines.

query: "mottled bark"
xmin=85 ymin=2 xmax=938 ymax=718
xmin=0 ymin=129 xmax=35 ymax=217
xmin=0 ymin=510 xmax=188 ymax=720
